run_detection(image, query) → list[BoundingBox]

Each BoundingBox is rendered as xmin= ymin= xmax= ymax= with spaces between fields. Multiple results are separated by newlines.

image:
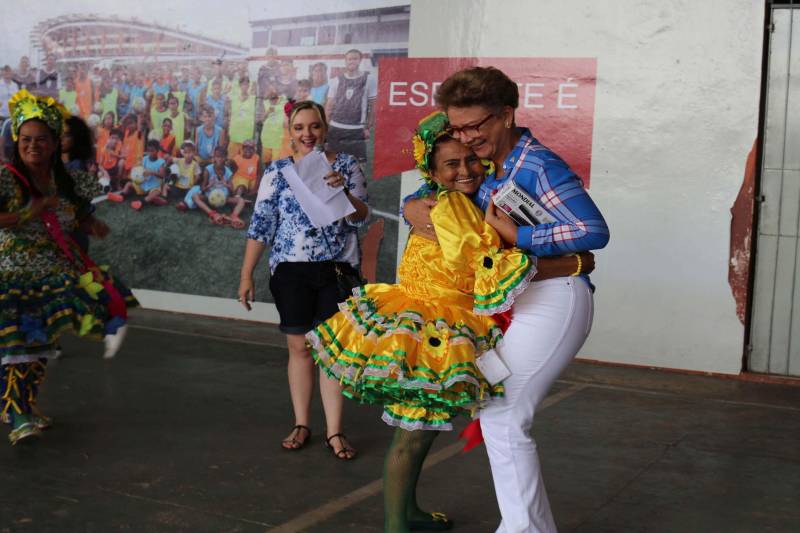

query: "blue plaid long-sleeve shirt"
xmin=403 ymin=128 xmax=609 ymax=275
xmin=474 ymin=129 xmax=609 ymax=256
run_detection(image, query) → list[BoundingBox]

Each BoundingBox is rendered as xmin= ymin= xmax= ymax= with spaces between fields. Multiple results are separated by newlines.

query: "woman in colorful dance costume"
xmin=0 ymin=90 xmax=137 ymax=445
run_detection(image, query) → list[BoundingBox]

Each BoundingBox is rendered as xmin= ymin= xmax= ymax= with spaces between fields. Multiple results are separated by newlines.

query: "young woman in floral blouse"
xmin=237 ymin=100 xmax=369 ymax=460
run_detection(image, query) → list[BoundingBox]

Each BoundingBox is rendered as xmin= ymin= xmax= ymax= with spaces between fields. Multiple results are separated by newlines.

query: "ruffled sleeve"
xmin=431 ymin=191 xmax=535 ymax=315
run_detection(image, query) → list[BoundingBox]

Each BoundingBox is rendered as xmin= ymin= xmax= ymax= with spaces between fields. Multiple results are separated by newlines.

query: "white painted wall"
xmin=408 ymin=0 xmax=765 ymax=374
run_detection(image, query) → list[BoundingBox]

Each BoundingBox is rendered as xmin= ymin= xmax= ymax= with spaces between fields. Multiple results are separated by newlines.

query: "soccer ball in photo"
xmin=130 ymin=166 xmax=145 ymax=184
xmin=207 ymin=188 xmax=227 ymax=208
xmin=132 ymin=96 xmax=146 ymax=113
xmin=87 ymin=114 xmax=101 ymax=128
xmin=98 ymin=175 xmax=111 ymax=194
xmin=167 ymin=163 xmax=180 ymax=185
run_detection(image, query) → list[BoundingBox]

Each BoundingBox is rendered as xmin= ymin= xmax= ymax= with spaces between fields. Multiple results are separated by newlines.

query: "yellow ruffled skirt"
xmin=308 ymin=282 xmax=504 ymax=431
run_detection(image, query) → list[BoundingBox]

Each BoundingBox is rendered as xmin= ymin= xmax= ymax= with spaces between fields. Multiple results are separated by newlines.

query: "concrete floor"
xmin=1 ymin=309 xmax=799 ymax=533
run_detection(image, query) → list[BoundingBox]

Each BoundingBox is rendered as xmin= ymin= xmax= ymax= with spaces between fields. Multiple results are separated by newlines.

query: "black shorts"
xmin=269 ymin=261 xmax=352 ymax=334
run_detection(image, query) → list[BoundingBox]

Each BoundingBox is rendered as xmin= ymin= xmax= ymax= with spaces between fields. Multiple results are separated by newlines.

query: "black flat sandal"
xmin=281 ymin=425 xmax=311 ymax=451
xmin=325 ymin=433 xmax=357 ymax=460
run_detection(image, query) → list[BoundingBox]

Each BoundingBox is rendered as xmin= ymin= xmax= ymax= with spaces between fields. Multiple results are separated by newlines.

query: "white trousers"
xmin=481 ymin=277 xmax=594 ymax=533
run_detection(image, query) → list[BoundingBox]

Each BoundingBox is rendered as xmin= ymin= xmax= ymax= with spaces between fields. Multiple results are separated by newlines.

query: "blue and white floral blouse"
xmin=247 ymin=153 xmax=370 ymax=274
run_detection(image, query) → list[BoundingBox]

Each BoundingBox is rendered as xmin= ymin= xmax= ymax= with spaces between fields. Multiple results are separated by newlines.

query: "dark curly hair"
xmin=64 ymin=116 xmax=95 ymax=162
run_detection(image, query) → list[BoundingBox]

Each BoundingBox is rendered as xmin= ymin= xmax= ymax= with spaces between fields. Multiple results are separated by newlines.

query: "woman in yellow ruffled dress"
xmin=307 ymin=112 xmax=535 ymax=532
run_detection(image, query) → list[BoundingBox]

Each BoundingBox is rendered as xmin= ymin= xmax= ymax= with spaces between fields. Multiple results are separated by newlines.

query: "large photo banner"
xmin=374 ymin=57 xmax=597 ymax=186
xmin=0 ymin=2 xmax=599 ymax=319
xmin=0 ymin=1 xmax=410 ymax=311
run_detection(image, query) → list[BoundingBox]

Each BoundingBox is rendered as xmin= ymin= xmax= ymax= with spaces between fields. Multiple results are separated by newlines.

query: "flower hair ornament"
xmin=283 ymin=98 xmax=296 ymax=119
xmin=411 ymin=111 xmax=450 ymax=186
xmin=8 ymin=89 xmax=69 ymax=141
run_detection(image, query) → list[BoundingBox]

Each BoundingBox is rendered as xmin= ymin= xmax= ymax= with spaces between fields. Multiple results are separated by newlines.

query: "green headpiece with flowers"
xmin=8 ymin=89 xmax=69 ymax=141
xmin=412 ymin=111 xmax=450 ymax=185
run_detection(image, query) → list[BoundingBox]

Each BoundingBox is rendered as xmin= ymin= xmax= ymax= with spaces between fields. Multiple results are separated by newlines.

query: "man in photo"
xmin=325 ymin=49 xmax=377 ymax=163
xmin=12 ymin=56 xmax=37 ymax=92
xmin=35 ymin=53 xmax=60 ymax=99
xmin=0 ymin=66 xmax=19 ymax=121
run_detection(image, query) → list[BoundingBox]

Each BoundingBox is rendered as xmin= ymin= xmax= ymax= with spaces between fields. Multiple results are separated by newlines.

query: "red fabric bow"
xmin=493 ymin=309 xmax=513 ymax=334
xmin=459 ymin=419 xmax=484 ymax=453
xmin=283 ymin=99 xmax=295 ymax=118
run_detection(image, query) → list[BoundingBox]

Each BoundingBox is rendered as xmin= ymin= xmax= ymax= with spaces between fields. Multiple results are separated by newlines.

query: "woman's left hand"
xmin=324 ymin=171 xmax=346 ymax=190
xmin=485 ymin=199 xmax=518 ymax=245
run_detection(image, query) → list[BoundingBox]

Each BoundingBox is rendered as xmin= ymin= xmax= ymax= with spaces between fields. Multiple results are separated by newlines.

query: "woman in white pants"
xmin=405 ymin=66 xmax=609 ymax=532
xmin=480 ymin=277 xmax=593 ymax=532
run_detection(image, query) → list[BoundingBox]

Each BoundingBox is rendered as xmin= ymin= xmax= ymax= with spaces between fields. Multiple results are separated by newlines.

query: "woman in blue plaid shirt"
xmin=405 ymin=67 xmax=609 ymax=533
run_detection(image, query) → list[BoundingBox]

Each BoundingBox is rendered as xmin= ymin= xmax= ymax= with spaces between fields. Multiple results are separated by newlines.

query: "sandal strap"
xmin=326 ymin=433 xmax=355 ymax=456
xmin=292 ymin=424 xmax=311 ymax=437
xmin=282 ymin=425 xmax=311 ymax=445
xmin=325 ymin=432 xmax=346 ymax=445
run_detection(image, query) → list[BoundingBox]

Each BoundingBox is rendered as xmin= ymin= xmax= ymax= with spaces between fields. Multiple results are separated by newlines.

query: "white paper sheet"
xmin=294 ymin=150 xmax=342 ymax=201
xmin=282 ymin=163 xmax=355 ymax=228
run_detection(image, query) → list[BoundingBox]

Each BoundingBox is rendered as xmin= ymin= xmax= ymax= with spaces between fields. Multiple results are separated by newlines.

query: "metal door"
xmin=750 ymin=4 xmax=800 ymax=376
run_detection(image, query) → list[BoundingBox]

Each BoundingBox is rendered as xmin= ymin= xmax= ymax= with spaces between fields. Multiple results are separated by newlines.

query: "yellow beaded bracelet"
xmin=570 ymin=253 xmax=582 ymax=277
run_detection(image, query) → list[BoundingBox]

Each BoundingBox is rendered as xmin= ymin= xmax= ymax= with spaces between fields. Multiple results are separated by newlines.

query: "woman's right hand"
xmin=238 ymin=277 xmax=255 ymax=311
xmin=404 ymin=196 xmax=437 ymax=239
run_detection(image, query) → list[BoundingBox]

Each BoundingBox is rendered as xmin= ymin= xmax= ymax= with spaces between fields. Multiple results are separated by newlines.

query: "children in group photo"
xmin=231 ymin=138 xmax=260 ymax=197
xmin=171 ymin=139 xmax=202 ymax=200
xmin=109 ymin=139 xmax=168 ymax=209
xmin=37 ymin=58 xmax=348 ymax=234
xmin=177 ymin=145 xmax=245 ymax=227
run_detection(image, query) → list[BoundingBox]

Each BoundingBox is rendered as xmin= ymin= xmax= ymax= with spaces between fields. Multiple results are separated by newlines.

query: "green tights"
xmin=383 ymin=427 xmax=440 ymax=532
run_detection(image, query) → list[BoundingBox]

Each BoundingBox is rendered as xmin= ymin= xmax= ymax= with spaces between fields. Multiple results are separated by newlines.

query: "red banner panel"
xmin=374 ymin=57 xmax=597 ymax=187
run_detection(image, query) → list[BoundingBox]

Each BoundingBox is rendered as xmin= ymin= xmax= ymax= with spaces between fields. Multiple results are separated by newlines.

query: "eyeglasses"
xmin=446 ymin=113 xmax=496 ymax=138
